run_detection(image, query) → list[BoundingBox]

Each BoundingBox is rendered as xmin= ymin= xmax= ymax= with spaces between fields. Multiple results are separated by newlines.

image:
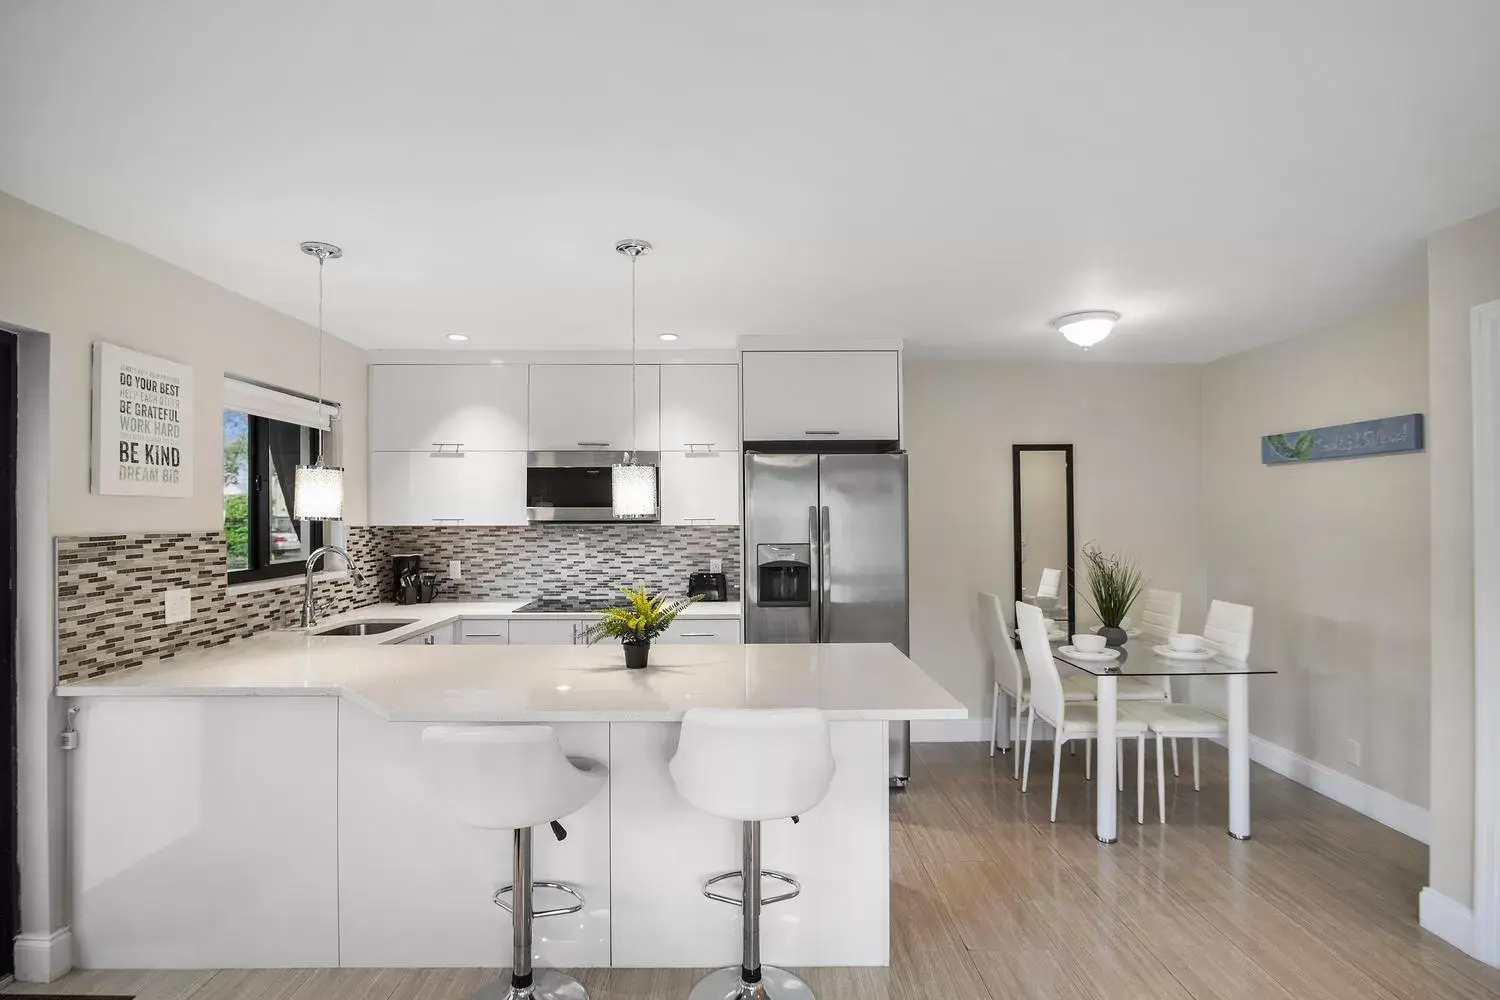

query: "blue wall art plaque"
xmin=1262 ymin=413 xmax=1424 ymax=465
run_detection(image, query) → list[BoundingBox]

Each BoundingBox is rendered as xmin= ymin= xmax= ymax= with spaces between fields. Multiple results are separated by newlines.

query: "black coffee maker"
xmin=688 ymin=572 xmax=728 ymax=602
xmin=393 ymin=553 xmax=422 ymax=604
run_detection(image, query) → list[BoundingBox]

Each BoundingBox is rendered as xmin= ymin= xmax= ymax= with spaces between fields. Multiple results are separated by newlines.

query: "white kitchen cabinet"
xmin=458 ymin=619 xmax=510 ymax=644
xmin=369 ymin=364 xmax=529 ymax=452
xmin=401 ymin=622 xmax=457 ymax=645
xmin=369 ymin=451 xmax=526 ymax=526
xmin=507 ymin=617 xmax=589 ymax=645
xmin=741 ymin=350 xmax=900 ymax=442
xmin=660 ymin=364 xmax=740 ymax=451
xmin=659 ymin=451 xmax=740 ymax=526
xmin=658 ymin=617 xmax=742 ymax=644
xmin=528 ymin=365 xmax=659 ymax=452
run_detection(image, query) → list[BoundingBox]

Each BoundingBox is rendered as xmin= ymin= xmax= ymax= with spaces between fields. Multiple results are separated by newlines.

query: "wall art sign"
xmin=91 ymin=342 xmax=194 ymax=496
xmin=1262 ymin=413 xmax=1424 ymax=465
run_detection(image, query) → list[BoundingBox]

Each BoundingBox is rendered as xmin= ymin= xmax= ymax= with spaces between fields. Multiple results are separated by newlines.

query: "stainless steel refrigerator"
xmin=744 ymin=451 xmax=912 ymax=787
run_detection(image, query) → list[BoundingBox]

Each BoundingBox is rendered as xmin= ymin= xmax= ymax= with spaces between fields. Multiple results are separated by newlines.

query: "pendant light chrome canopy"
xmin=612 ymin=239 xmax=657 ymax=520
xmin=293 ymin=240 xmax=345 ymax=520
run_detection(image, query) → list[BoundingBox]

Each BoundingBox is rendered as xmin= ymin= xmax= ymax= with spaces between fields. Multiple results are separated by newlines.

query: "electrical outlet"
xmin=448 ymin=559 xmax=462 ymax=580
xmin=164 ymin=588 xmax=192 ymax=624
xmin=1346 ymin=739 xmax=1361 ymax=767
xmin=709 ymin=558 xmax=724 ymax=574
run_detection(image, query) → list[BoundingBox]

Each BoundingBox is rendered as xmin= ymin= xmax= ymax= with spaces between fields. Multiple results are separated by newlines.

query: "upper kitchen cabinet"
xmin=369 ymin=365 xmax=528 ymax=452
xmin=369 ymin=450 xmax=527 ymax=526
xmin=528 ymin=365 xmax=659 ymax=451
xmin=660 ymin=364 xmax=740 ymax=451
xmin=741 ymin=351 xmax=900 ymax=442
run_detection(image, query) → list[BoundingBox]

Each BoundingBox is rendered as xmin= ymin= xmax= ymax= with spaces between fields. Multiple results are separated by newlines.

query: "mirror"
xmin=1012 ymin=444 xmax=1075 ymax=637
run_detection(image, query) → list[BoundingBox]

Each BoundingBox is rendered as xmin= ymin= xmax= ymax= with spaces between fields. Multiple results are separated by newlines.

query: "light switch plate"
xmin=1345 ymin=739 xmax=1361 ymax=767
xmin=164 ymin=588 xmax=192 ymax=624
xmin=709 ymin=558 xmax=724 ymax=574
xmin=448 ymin=559 xmax=462 ymax=580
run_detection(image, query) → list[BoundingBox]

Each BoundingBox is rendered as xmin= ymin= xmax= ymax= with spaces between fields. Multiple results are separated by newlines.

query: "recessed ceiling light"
xmin=659 ymin=333 xmax=679 ymax=342
xmin=447 ymin=333 xmax=469 ymax=342
xmin=1051 ymin=311 xmax=1121 ymax=349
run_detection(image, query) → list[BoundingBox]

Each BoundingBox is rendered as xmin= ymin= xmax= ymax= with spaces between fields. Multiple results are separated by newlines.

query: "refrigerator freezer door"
xmin=744 ymin=453 xmax=820 ymax=644
xmin=817 ymin=453 xmax=910 ymax=652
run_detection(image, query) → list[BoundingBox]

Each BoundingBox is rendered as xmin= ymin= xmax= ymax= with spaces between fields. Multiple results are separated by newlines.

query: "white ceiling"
xmin=3 ymin=1 xmax=1499 ymax=362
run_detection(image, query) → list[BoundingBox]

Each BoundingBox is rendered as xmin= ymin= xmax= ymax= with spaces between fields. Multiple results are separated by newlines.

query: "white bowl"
xmin=1167 ymin=633 xmax=1203 ymax=652
xmin=1072 ymin=634 xmax=1107 ymax=653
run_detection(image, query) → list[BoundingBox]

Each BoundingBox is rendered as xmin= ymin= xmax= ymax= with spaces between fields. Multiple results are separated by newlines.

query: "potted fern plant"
xmin=580 ymin=582 xmax=702 ymax=669
xmin=1078 ymin=542 xmax=1146 ymax=647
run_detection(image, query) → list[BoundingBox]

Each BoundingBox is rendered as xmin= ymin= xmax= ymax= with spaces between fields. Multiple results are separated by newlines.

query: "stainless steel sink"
xmin=312 ymin=619 xmax=418 ymax=637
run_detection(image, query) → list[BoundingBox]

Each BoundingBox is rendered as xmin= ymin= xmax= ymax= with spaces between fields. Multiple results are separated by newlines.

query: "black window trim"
xmin=227 ymin=414 xmax=326 ymax=585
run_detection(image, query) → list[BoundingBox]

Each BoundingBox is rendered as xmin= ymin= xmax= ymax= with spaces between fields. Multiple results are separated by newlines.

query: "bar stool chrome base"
xmin=686 ymin=966 xmax=815 ymax=1000
xmin=472 ymin=969 xmax=589 ymax=1000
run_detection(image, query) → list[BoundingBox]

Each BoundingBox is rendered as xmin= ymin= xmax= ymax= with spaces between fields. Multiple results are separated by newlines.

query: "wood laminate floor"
xmin=11 ymin=741 xmax=1498 ymax=999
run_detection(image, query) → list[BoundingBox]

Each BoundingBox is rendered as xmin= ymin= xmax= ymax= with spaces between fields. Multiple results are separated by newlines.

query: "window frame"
xmin=226 ymin=413 xmax=326 ymax=585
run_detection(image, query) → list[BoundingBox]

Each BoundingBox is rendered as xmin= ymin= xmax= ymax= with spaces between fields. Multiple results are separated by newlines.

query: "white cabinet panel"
xmin=508 ymin=617 xmax=587 ymax=645
xmin=658 ymin=617 xmax=742 ymax=644
xmin=459 ymin=619 xmax=510 ymax=644
xmin=370 ymin=451 xmax=526 ymax=526
xmin=528 ymin=365 xmax=659 ymax=451
xmin=69 ymin=697 xmax=339 ymax=968
xmin=369 ymin=364 xmax=528 ymax=451
xmin=401 ymin=622 xmax=457 ymax=646
xmin=741 ymin=351 xmax=900 ymax=442
xmin=660 ymin=451 xmax=740 ymax=526
xmin=660 ymin=364 xmax=740 ymax=451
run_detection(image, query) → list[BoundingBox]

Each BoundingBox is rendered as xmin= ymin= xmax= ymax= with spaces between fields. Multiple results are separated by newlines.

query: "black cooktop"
xmin=515 ymin=597 xmax=621 ymax=614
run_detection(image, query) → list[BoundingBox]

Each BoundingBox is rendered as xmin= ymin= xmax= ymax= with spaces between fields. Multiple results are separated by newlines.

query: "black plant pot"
xmin=623 ymin=640 xmax=651 ymax=670
xmin=1096 ymin=625 xmax=1128 ymax=648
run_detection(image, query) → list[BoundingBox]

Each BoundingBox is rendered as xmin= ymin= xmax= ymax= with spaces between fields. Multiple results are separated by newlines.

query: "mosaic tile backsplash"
xmin=56 ymin=523 xmax=740 ymax=681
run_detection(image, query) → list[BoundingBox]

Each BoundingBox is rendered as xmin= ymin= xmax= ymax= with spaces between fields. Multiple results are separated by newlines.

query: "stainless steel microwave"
xmin=526 ymin=451 xmax=660 ymax=523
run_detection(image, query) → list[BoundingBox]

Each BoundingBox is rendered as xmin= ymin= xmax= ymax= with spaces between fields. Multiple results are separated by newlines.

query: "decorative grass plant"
xmin=1078 ymin=543 xmax=1145 ymax=638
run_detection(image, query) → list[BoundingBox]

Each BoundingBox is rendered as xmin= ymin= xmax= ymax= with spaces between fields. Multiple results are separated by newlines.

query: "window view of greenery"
xmin=266 ymin=419 xmax=310 ymax=564
xmin=223 ymin=410 xmax=251 ymax=571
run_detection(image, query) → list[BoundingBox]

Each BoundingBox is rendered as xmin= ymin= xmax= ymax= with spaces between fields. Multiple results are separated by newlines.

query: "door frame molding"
xmin=1469 ymin=298 xmax=1500 ymax=966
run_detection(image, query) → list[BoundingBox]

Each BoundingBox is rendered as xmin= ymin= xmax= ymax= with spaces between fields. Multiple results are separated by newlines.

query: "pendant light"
xmin=612 ymin=239 xmax=657 ymax=519
xmin=293 ymin=240 xmax=345 ymax=520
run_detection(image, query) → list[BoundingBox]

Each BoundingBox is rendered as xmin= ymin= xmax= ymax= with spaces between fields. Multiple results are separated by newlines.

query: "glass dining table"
xmin=1052 ymin=638 xmax=1277 ymax=844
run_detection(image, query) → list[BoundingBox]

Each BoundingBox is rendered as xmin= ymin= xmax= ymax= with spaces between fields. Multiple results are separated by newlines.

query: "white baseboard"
xmin=1420 ymin=887 xmax=1477 ymax=957
xmin=911 ymin=718 xmax=991 ymax=743
xmin=1217 ymin=734 xmax=1429 ymax=844
xmin=14 ymin=927 xmax=73 ymax=983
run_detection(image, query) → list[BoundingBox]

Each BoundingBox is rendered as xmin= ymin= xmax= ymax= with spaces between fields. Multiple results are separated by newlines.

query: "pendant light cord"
xmin=629 ymin=253 xmax=638 ymax=463
xmin=315 ymin=253 xmax=327 ymax=468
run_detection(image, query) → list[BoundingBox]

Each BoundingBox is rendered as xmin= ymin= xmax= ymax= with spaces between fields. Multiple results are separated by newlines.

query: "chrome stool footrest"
xmin=493 ymin=881 xmax=585 ymax=918
xmin=703 ymin=868 xmax=801 ymax=907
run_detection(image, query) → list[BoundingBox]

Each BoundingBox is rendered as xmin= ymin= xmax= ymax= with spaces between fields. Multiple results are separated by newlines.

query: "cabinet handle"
xmin=684 ymin=442 xmax=717 ymax=452
xmin=433 ymin=517 xmax=466 ymax=525
xmin=684 ymin=516 xmax=716 ymax=524
xmin=431 ymin=443 xmax=465 ymax=457
xmin=577 ymin=441 xmax=610 ymax=448
xmin=805 ymin=430 xmax=841 ymax=436
xmin=422 ymin=634 xmax=436 ymax=645
xmin=678 ymin=632 xmax=714 ymax=638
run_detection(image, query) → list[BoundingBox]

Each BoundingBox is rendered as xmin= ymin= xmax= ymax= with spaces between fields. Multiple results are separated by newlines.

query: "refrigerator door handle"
xmin=808 ymin=504 xmax=821 ymax=641
xmin=819 ymin=505 xmax=832 ymax=642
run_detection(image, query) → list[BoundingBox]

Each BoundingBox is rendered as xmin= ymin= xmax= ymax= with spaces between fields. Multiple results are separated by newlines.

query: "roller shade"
xmin=223 ymin=376 xmax=338 ymax=431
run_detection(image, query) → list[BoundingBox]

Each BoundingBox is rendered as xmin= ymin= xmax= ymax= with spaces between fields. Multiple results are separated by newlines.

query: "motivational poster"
xmin=91 ymin=342 xmax=194 ymax=497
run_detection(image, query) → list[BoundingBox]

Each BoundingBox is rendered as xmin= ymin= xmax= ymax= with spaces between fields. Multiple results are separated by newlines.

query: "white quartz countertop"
xmin=55 ymin=602 xmax=964 ymax=723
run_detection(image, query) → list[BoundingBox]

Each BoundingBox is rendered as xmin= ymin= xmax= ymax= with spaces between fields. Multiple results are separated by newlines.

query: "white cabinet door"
xmin=528 ymin=365 xmax=660 ymax=451
xmin=401 ymin=622 xmax=457 ymax=646
xmin=741 ymin=351 xmax=900 ymax=442
xmin=459 ymin=619 xmax=510 ymax=644
xmin=369 ymin=365 xmax=529 ymax=451
xmin=660 ymin=365 xmax=740 ymax=451
xmin=658 ymin=617 xmax=742 ymax=644
xmin=508 ymin=618 xmax=587 ymax=644
xmin=659 ymin=451 xmax=740 ymax=526
xmin=370 ymin=451 xmax=526 ymax=526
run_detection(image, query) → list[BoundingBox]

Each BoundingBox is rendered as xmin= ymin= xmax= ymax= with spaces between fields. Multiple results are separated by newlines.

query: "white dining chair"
xmin=982 ymin=592 xmax=1094 ymax=776
xmin=1036 ymin=567 xmax=1062 ymax=600
xmin=1117 ymin=588 xmax=1182 ymax=702
xmin=1016 ymin=601 xmax=1148 ymax=823
xmin=1203 ymin=599 xmax=1254 ymax=661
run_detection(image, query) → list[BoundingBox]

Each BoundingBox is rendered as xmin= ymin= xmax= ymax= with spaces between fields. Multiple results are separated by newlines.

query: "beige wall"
xmin=0 ymin=191 xmax=369 ymax=534
xmin=905 ymin=361 xmax=1204 ymax=715
xmin=1427 ymin=205 xmax=1500 ymax=907
xmin=1199 ymin=301 xmax=1429 ymax=807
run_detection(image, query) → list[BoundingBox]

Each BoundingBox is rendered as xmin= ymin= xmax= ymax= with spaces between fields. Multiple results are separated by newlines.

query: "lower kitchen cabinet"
xmin=458 ymin=619 xmax=509 ymax=644
xmin=401 ymin=622 xmax=457 ymax=645
xmin=659 ymin=450 xmax=740 ymax=526
xmin=507 ymin=617 xmax=591 ymax=645
xmin=369 ymin=450 xmax=526 ymax=526
xmin=658 ymin=617 xmax=742 ymax=644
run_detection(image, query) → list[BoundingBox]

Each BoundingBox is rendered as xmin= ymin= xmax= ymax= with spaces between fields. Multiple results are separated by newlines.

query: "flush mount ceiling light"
xmin=659 ymin=333 xmax=679 ymax=342
xmin=1051 ymin=310 xmax=1121 ymax=349
xmin=294 ymin=241 xmax=345 ymax=520
xmin=447 ymin=333 xmax=470 ymax=342
xmin=613 ymin=239 xmax=658 ymax=520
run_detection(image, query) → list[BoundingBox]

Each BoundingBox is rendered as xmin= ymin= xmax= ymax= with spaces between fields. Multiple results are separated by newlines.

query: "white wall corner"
xmin=911 ymin=718 xmax=991 ymax=743
xmin=14 ymin=926 xmax=74 ymax=983
xmin=1421 ymin=887 xmax=1477 ymax=959
xmin=1216 ymin=735 xmax=1430 ymax=843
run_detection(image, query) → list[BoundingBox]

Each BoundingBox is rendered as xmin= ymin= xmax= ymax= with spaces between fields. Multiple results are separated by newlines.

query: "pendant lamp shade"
xmin=295 ymin=240 xmax=344 ymax=521
xmin=613 ymin=239 xmax=658 ymax=520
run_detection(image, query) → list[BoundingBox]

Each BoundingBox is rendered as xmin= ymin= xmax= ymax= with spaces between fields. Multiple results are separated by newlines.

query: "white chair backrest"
xmin=670 ymin=708 xmax=835 ymax=822
xmin=1036 ymin=567 xmax=1063 ymax=600
xmin=1203 ymin=600 xmax=1254 ymax=661
xmin=1016 ymin=601 xmax=1064 ymax=725
xmin=1139 ymin=589 xmax=1183 ymax=640
xmin=422 ymin=724 xmax=607 ymax=831
xmin=979 ymin=591 xmax=1025 ymax=698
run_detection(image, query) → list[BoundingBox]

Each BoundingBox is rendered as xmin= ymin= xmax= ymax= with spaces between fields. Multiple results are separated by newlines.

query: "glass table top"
xmin=1050 ymin=636 xmax=1276 ymax=677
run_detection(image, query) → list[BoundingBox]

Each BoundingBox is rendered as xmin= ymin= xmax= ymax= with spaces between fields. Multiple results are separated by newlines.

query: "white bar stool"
xmin=669 ymin=708 xmax=836 ymax=1000
xmin=423 ymin=725 xmax=608 ymax=1000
